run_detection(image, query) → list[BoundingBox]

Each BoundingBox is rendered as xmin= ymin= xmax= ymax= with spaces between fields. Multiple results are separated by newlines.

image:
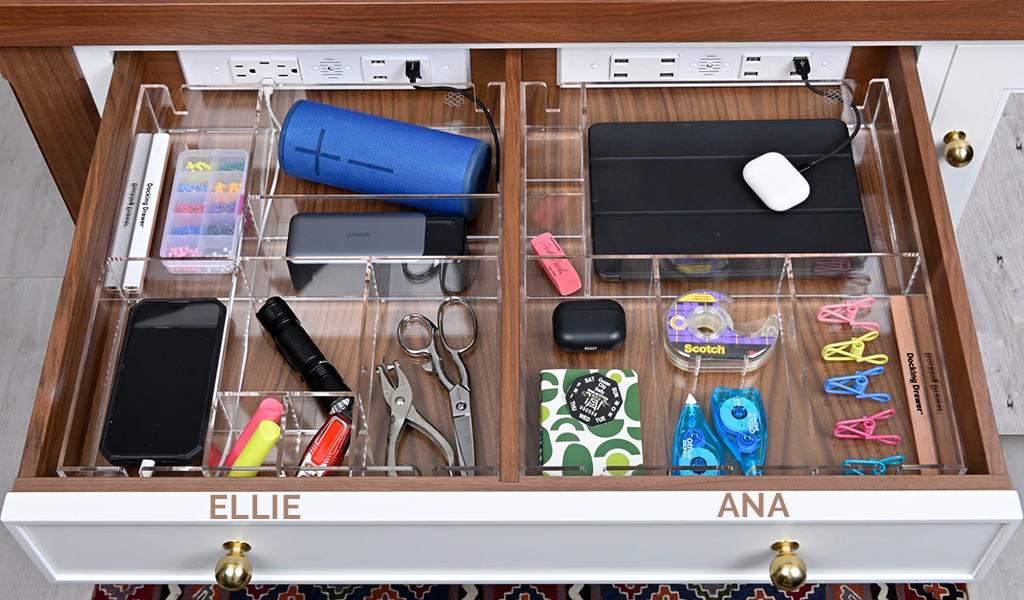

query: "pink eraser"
xmin=226 ymin=397 xmax=284 ymax=466
xmin=531 ymin=232 xmax=581 ymax=296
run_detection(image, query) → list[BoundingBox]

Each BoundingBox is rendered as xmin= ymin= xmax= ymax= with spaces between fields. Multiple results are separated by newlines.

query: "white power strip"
xmin=178 ymin=47 xmax=471 ymax=87
xmin=559 ymin=45 xmax=852 ymax=84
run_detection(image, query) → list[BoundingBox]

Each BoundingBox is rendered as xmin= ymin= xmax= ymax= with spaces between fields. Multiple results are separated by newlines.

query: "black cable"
xmin=412 ymin=84 xmax=501 ymax=187
xmin=793 ymin=57 xmax=861 ymax=174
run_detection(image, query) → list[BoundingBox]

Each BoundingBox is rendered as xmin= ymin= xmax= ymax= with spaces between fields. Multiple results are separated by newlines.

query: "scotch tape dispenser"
xmin=663 ymin=289 xmax=780 ymax=372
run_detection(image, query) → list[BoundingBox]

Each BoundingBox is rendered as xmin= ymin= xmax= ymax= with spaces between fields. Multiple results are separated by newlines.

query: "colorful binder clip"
xmin=833 ymin=408 xmax=901 ymax=445
xmin=821 ymin=330 xmax=889 ymax=365
xmin=817 ymin=297 xmax=880 ymax=332
xmin=841 ymin=454 xmax=905 ymax=475
xmin=811 ymin=258 xmax=852 ymax=276
xmin=824 ymin=366 xmax=891 ymax=402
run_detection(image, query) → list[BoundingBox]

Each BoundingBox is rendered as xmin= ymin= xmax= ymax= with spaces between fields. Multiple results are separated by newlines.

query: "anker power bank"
xmin=286 ymin=212 xmax=467 ymax=295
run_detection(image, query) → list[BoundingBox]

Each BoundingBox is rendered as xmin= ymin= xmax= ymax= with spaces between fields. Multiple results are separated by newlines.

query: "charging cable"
xmin=793 ymin=57 xmax=861 ymax=173
xmin=407 ymin=60 xmax=501 ymax=186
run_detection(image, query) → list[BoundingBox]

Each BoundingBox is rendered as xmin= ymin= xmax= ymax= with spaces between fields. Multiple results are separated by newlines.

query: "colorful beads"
xmin=205 ymin=223 xmax=235 ymax=236
xmin=203 ymin=247 xmax=233 ymax=258
xmin=172 ymin=225 xmax=201 ymax=236
xmin=164 ymin=151 xmax=246 ymax=270
xmin=207 ymin=201 xmax=236 ymax=214
xmin=214 ymin=182 xmax=243 ymax=194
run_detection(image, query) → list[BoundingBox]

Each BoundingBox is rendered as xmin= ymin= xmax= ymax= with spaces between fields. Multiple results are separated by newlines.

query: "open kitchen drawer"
xmin=2 ymin=48 xmax=1020 ymax=586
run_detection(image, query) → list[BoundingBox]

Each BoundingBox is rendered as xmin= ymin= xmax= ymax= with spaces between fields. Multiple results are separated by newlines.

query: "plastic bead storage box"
xmin=159 ymin=149 xmax=249 ymax=273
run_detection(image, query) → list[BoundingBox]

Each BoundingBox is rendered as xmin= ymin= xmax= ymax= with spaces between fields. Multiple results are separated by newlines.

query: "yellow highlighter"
xmin=228 ymin=421 xmax=280 ymax=477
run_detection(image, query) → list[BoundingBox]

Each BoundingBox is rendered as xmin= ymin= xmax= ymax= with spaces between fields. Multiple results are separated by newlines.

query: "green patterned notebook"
xmin=540 ymin=369 xmax=643 ymax=476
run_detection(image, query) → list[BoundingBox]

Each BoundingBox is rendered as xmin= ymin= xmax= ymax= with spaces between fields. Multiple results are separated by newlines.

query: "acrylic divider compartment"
xmin=522 ymin=79 xmax=921 ymax=259
xmin=519 ymin=254 xmax=964 ymax=477
xmin=57 ymin=259 xmax=240 ymax=477
xmin=237 ymin=195 xmax=502 ymax=266
xmin=249 ymin=84 xmax=503 ymax=200
xmin=786 ymin=256 xmax=964 ymax=475
xmin=109 ymin=86 xmax=265 ymax=285
xmin=159 ymin=149 xmax=249 ymax=273
xmin=205 ymin=392 xmax=384 ymax=477
xmin=62 ymin=82 xmax=505 ymax=480
xmin=217 ymin=253 xmax=501 ymax=478
xmin=238 ymin=84 xmax=504 ymax=266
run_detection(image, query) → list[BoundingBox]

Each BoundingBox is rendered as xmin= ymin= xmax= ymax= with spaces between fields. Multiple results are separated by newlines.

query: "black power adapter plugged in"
xmin=405 ymin=60 xmax=422 ymax=84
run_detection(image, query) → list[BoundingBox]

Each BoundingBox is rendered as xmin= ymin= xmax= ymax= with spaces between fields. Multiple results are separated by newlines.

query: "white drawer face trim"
xmin=3 ymin=490 xmax=1021 ymax=583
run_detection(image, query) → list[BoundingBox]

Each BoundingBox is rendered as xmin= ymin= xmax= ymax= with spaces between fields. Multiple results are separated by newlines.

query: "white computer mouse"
xmin=742 ymin=152 xmax=811 ymax=212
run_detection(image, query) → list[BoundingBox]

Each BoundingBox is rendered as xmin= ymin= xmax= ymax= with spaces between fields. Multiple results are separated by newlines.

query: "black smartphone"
xmin=100 ymin=298 xmax=227 ymax=466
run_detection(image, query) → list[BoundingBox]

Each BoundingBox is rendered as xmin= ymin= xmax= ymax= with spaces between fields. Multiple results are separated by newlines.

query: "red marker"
xmin=297 ymin=413 xmax=353 ymax=477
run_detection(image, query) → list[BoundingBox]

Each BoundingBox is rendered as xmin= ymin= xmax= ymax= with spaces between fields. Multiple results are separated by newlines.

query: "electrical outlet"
xmin=558 ymin=46 xmax=851 ymax=85
xmin=230 ymin=58 xmax=301 ymax=83
xmin=609 ymin=56 xmax=679 ymax=81
xmin=360 ymin=57 xmax=431 ymax=84
xmin=179 ymin=48 xmax=470 ymax=87
xmin=740 ymin=53 xmax=811 ymax=79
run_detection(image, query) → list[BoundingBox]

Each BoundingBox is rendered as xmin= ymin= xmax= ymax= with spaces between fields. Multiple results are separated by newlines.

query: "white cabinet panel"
xmin=4 ymin=491 xmax=1020 ymax=584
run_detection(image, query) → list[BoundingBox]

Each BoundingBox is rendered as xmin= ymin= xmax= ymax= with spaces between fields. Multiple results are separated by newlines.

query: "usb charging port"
xmin=373 ymin=75 xmax=388 ymax=80
xmin=613 ymin=58 xmax=629 ymax=63
xmin=612 ymin=73 xmax=628 ymax=78
xmin=743 ymin=71 xmax=759 ymax=77
xmin=660 ymin=72 xmax=673 ymax=77
xmin=661 ymin=57 xmax=676 ymax=63
xmin=746 ymin=56 xmax=761 ymax=62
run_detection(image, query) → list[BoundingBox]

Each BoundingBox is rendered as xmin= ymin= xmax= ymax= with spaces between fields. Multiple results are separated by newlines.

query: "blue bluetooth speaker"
xmin=278 ymin=100 xmax=490 ymax=219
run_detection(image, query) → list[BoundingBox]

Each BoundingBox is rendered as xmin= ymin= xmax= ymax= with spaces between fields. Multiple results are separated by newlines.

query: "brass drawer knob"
xmin=215 ymin=541 xmax=252 ymax=590
xmin=769 ymin=540 xmax=807 ymax=591
xmin=943 ymin=130 xmax=974 ymax=167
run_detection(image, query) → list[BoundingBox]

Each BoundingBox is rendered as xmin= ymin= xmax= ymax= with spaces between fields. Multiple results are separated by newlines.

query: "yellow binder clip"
xmin=821 ymin=330 xmax=889 ymax=365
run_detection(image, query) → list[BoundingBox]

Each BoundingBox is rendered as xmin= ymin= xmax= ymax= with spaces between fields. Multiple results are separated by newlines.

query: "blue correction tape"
xmin=672 ymin=394 xmax=725 ymax=476
xmin=711 ymin=387 xmax=767 ymax=476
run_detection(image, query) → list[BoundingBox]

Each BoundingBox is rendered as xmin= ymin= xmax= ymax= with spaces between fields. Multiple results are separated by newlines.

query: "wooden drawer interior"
xmin=12 ymin=47 xmax=1009 ymax=492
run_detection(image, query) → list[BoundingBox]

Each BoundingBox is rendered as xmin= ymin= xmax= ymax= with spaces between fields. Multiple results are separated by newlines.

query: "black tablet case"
xmin=588 ymin=120 xmax=871 ymax=268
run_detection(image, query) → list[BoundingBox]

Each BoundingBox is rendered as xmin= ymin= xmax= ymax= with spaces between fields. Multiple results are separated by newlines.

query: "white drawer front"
xmin=3 ymin=490 xmax=1021 ymax=583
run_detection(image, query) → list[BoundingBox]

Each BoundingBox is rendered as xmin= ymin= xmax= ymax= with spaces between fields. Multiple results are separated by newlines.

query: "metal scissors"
xmin=377 ymin=360 xmax=456 ymax=477
xmin=398 ymin=297 xmax=477 ymax=473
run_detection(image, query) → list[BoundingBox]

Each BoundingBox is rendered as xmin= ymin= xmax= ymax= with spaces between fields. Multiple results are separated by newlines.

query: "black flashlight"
xmin=255 ymin=296 xmax=352 ymax=417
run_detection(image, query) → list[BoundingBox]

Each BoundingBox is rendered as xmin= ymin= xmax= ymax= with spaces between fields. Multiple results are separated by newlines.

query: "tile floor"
xmin=0 ymin=76 xmax=1021 ymax=599
xmin=0 ymin=79 xmax=92 ymax=599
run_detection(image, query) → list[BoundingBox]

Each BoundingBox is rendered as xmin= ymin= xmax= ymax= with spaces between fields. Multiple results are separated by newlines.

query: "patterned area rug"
xmin=93 ymin=583 xmax=968 ymax=600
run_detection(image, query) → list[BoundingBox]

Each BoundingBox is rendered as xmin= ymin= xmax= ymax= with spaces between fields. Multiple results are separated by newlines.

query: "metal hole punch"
xmin=398 ymin=297 xmax=477 ymax=473
xmin=376 ymin=360 xmax=457 ymax=477
xmin=824 ymin=366 xmax=890 ymax=402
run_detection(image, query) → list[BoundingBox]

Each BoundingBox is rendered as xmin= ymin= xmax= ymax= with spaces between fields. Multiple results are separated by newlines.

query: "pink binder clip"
xmin=817 ymin=297 xmax=880 ymax=332
xmin=833 ymin=409 xmax=901 ymax=445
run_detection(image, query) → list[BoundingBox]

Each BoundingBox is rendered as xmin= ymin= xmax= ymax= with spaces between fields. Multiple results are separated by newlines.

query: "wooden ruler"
xmin=890 ymin=295 xmax=939 ymax=468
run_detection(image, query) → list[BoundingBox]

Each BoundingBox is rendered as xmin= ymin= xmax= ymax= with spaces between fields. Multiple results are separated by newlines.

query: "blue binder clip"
xmin=841 ymin=454 xmax=904 ymax=475
xmin=824 ymin=366 xmax=891 ymax=402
